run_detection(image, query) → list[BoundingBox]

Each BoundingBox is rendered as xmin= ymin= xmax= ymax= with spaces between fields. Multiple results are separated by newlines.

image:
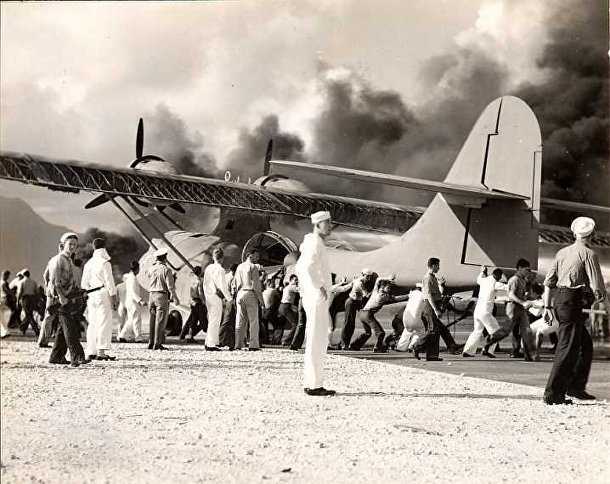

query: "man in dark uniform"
xmin=542 ymin=217 xmax=606 ymax=405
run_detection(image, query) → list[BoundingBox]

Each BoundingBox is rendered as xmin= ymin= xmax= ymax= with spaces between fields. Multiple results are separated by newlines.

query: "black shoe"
xmin=462 ymin=352 xmax=474 ymax=357
xmin=154 ymin=345 xmax=169 ymax=351
xmin=413 ymin=348 xmax=421 ymax=360
xmin=118 ymin=338 xmax=129 ymax=343
xmin=96 ymin=355 xmax=117 ymax=361
xmin=70 ymin=361 xmax=81 ymax=368
xmin=543 ymin=396 xmax=573 ymax=405
xmin=373 ymin=348 xmax=388 ymax=353
xmin=567 ymin=389 xmax=596 ymax=401
xmin=449 ymin=344 xmax=464 ymax=355
xmin=481 ymin=350 xmax=496 ymax=358
xmin=304 ymin=387 xmax=336 ymax=396
xmin=510 ymin=352 xmax=524 ymax=359
xmin=426 ymin=357 xmax=443 ymax=361
xmin=524 ymin=356 xmax=534 ymax=362
xmin=205 ymin=345 xmax=220 ymax=351
xmin=147 ymin=343 xmax=154 ymax=350
xmin=38 ymin=343 xmax=49 ymax=348
xmin=87 ymin=355 xmax=97 ymax=360
xmin=347 ymin=346 xmax=360 ymax=351
xmin=76 ymin=358 xmax=92 ymax=365
xmin=247 ymin=347 xmax=261 ymax=352
xmin=50 ymin=358 xmax=70 ymax=365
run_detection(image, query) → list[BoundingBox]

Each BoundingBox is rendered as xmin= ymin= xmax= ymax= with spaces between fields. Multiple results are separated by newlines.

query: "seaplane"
xmin=1 ymin=96 xmax=609 ymax=322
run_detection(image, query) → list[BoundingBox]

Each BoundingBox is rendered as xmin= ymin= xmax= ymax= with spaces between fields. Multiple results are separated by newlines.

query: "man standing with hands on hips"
xmin=297 ymin=210 xmax=335 ymax=396
xmin=542 ymin=216 xmax=606 ymax=405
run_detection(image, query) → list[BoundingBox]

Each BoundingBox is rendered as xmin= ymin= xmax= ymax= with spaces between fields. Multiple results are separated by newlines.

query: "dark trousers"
xmin=180 ymin=300 xmax=207 ymax=339
xmin=49 ymin=303 xmax=85 ymax=363
xmin=279 ymin=303 xmax=298 ymax=345
xmin=414 ymin=300 xmax=443 ymax=358
xmin=264 ymin=305 xmax=283 ymax=345
xmin=289 ymin=301 xmax=307 ymax=350
xmin=8 ymin=301 xmax=21 ymax=328
xmin=508 ymin=303 xmax=535 ymax=359
xmin=544 ymin=288 xmax=593 ymax=401
xmin=341 ymin=297 xmax=362 ymax=349
xmin=349 ymin=310 xmax=385 ymax=350
xmin=219 ymin=300 xmax=236 ymax=349
xmin=385 ymin=312 xmax=404 ymax=348
xmin=19 ymin=295 xmax=40 ymax=336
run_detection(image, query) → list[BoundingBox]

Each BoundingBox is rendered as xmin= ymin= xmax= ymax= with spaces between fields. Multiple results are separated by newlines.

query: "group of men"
xmin=1 ymin=211 xmax=605 ymax=403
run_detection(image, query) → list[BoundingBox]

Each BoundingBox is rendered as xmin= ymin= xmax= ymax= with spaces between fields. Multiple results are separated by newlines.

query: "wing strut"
xmin=122 ymin=198 xmax=195 ymax=273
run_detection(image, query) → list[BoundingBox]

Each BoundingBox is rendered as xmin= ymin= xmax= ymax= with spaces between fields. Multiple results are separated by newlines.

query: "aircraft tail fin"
xmin=428 ymin=96 xmax=542 ymax=269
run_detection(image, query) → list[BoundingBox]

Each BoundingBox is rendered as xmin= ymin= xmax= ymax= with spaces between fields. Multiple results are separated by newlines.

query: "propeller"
xmin=85 ymin=117 xmax=166 ymax=210
xmin=263 ymin=139 xmax=273 ymax=176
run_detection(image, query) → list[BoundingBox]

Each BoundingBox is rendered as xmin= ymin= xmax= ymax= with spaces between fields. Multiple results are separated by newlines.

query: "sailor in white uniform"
xmin=296 ymin=211 xmax=336 ymax=396
xmin=81 ymin=238 xmax=118 ymax=361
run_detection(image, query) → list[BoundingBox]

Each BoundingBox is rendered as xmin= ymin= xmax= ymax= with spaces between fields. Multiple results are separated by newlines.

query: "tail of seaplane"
xmin=325 ymin=96 xmax=543 ymax=287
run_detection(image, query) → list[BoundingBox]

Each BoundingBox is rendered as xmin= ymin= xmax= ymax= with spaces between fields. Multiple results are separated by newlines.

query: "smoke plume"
xmin=148 ymin=104 xmax=219 ymax=177
xmin=514 ymin=0 xmax=609 ymax=223
xmin=225 ymin=114 xmax=305 ymax=181
xmin=77 ymin=228 xmax=149 ymax=278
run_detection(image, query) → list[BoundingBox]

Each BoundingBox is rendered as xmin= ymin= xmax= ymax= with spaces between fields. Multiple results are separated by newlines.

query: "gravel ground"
xmin=1 ymin=339 xmax=609 ymax=484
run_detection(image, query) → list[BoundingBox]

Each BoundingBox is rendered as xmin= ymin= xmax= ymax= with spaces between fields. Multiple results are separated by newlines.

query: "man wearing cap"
xmin=16 ymin=269 xmax=40 ymax=336
xmin=179 ymin=265 xmax=207 ymax=342
xmin=82 ymin=239 xmax=118 ymax=360
xmin=47 ymin=233 xmax=89 ymax=367
xmin=297 ymin=210 xmax=336 ymax=396
xmin=234 ymin=248 xmax=265 ymax=351
xmin=203 ymin=247 xmax=231 ymax=351
xmin=542 ymin=217 xmax=607 ymax=404
xmin=146 ymin=248 xmax=179 ymax=350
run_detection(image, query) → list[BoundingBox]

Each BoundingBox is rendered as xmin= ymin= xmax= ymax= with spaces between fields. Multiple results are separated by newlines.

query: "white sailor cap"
xmin=361 ymin=268 xmax=373 ymax=276
xmin=415 ymin=282 xmax=423 ymax=289
xmin=18 ymin=268 xmax=29 ymax=276
xmin=571 ymin=216 xmax=595 ymax=238
xmin=310 ymin=210 xmax=331 ymax=224
xmin=60 ymin=232 xmax=79 ymax=243
xmin=154 ymin=248 xmax=169 ymax=257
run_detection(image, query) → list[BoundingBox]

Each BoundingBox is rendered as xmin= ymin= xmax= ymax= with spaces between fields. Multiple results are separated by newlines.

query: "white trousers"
xmin=396 ymin=329 xmax=420 ymax=352
xmin=463 ymin=311 xmax=500 ymax=356
xmin=302 ymin=292 xmax=331 ymax=389
xmin=0 ymin=303 xmax=11 ymax=337
xmin=118 ymin=303 xmax=142 ymax=340
xmin=205 ymin=295 xmax=223 ymax=347
xmin=530 ymin=318 xmax=559 ymax=337
xmin=86 ymin=291 xmax=113 ymax=355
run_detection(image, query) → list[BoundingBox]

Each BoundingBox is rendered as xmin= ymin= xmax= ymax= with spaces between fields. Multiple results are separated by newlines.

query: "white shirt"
xmin=203 ymin=262 xmax=231 ymax=300
xmin=124 ymin=272 xmax=144 ymax=305
xmin=475 ymin=273 xmax=507 ymax=315
xmin=296 ymin=233 xmax=332 ymax=297
xmin=81 ymin=248 xmax=117 ymax=296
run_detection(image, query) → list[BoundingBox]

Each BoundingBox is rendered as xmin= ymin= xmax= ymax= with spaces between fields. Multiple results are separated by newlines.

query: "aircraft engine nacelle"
xmin=242 ymin=231 xmax=298 ymax=272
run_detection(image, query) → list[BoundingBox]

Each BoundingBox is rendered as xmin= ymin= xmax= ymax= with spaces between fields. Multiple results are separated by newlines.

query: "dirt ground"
xmin=1 ymin=339 xmax=609 ymax=483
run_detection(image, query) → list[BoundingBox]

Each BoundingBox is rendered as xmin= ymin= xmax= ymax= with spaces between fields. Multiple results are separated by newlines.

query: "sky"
xmin=1 ymin=0 xmax=608 ymax=233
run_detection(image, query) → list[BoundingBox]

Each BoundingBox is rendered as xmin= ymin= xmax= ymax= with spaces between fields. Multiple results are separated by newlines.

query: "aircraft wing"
xmin=269 ymin=160 xmax=529 ymax=201
xmin=0 ymin=151 xmax=422 ymax=233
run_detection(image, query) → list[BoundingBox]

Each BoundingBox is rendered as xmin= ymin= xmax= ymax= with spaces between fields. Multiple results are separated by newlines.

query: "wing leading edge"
xmin=0 ymin=151 xmax=421 ymax=233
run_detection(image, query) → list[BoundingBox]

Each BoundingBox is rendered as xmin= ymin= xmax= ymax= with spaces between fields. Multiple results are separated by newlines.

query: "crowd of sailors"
xmin=0 ymin=214 xmax=606 ymax=403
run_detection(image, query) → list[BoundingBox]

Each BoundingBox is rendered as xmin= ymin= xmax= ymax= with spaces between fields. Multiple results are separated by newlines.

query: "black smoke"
xmin=225 ymin=114 xmax=305 ymax=181
xmin=514 ymin=0 xmax=609 ymax=227
xmin=77 ymin=228 xmax=149 ymax=279
xmin=147 ymin=104 xmax=219 ymax=177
